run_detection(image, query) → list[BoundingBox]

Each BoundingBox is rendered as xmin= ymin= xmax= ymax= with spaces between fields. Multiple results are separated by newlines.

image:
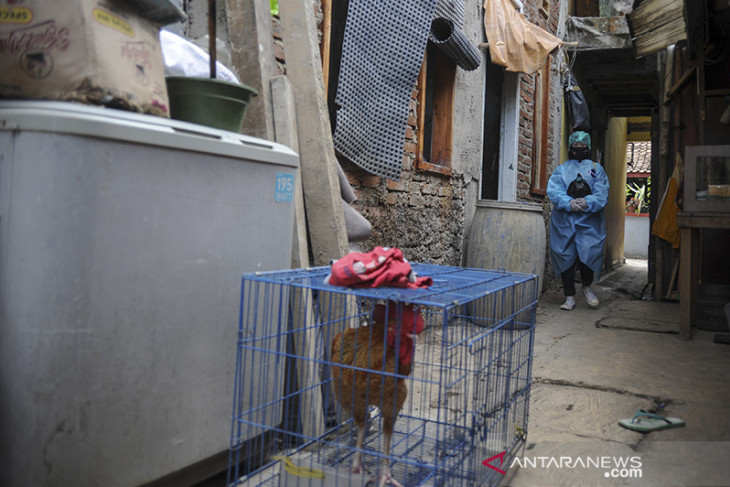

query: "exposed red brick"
xmin=386 ymin=179 xmax=408 ymax=192
xmin=362 ymin=175 xmax=381 ymax=187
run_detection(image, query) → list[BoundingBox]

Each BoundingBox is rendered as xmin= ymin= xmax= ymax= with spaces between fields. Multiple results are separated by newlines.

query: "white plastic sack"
xmin=160 ymin=29 xmax=240 ymax=83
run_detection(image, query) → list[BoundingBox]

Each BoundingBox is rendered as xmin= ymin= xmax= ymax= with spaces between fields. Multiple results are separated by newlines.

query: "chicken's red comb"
xmin=373 ymin=303 xmax=425 ymax=334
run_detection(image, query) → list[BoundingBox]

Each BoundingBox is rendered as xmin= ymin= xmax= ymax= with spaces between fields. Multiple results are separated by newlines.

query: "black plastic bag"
xmin=564 ymin=71 xmax=590 ymax=131
xmin=567 ymin=173 xmax=592 ymax=198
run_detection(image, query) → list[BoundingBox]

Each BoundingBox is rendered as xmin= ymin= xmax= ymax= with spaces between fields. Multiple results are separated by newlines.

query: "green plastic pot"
xmin=165 ymin=76 xmax=258 ymax=132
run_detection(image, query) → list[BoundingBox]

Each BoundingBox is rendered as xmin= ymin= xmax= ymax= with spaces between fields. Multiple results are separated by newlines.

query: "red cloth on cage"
xmin=327 ymin=247 xmax=432 ymax=289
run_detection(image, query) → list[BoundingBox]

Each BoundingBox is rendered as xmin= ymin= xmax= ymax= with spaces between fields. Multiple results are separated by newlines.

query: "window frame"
xmin=415 ymin=43 xmax=455 ymax=177
xmin=530 ymin=57 xmax=551 ymax=195
xmin=321 ymin=0 xmax=455 ymax=178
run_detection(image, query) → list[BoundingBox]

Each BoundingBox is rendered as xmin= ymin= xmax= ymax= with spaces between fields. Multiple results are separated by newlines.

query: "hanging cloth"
xmin=652 ymin=153 xmax=683 ymax=248
xmin=651 ymin=177 xmax=681 ymax=248
xmin=483 ymin=0 xmax=563 ymax=75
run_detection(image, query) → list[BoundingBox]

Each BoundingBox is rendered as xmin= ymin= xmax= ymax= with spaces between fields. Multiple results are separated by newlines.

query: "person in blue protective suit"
xmin=547 ymin=131 xmax=610 ymax=310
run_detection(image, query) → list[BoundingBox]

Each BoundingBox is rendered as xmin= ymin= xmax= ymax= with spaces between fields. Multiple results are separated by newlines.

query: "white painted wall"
xmin=624 ymin=215 xmax=649 ymax=258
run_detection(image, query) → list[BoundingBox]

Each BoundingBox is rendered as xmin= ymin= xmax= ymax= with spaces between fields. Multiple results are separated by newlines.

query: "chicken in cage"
xmin=228 ymin=263 xmax=538 ymax=487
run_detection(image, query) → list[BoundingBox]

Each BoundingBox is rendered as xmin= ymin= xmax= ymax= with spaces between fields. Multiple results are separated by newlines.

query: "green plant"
xmin=626 ymin=178 xmax=651 ymax=214
xmin=270 ymin=0 xmax=279 ymax=16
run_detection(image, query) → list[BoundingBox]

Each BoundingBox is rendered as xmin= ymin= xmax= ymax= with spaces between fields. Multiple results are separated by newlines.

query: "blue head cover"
xmin=569 ymin=131 xmax=591 ymax=150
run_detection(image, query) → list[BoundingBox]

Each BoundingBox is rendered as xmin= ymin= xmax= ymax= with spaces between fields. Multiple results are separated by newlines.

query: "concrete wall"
xmin=624 ymin=214 xmax=650 ymax=258
xmin=453 ymin=2 xmax=490 ymax=264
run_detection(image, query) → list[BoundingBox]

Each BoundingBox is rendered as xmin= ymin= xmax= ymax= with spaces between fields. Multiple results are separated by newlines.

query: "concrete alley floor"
xmin=207 ymin=259 xmax=729 ymax=487
xmin=502 ymin=259 xmax=730 ymax=487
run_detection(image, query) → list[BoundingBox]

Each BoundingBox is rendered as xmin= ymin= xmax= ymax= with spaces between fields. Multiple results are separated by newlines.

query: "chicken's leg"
xmin=350 ymin=421 xmax=366 ymax=474
xmin=376 ymin=431 xmax=403 ymax=487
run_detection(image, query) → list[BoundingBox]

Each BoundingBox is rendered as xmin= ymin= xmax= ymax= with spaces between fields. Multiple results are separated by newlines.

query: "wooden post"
xmin=679 ymin=227 xmax=699 ymax=340
xmin=277 ymin=0 xmax=349 ymax=266
xmin=270 ymin=75 xmax=325 ymax=440
xmin=270 ymin=75 xmax=310 ymax=269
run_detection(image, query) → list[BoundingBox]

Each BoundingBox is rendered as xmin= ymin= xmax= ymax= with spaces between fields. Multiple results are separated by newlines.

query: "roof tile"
xmin=626 ymin=141 xmax=651 ymax=174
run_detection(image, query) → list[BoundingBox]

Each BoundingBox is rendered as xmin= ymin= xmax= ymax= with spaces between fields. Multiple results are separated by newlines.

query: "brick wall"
xmin=516 ymin=0 xmax=563 ymax=203
xmin=342 ymin=165 xmax=467 ymax=265
xmin=271 ymin=0 xmax=563 ymax=267
xmin=338 ymin=78 xmax=467 ymax=264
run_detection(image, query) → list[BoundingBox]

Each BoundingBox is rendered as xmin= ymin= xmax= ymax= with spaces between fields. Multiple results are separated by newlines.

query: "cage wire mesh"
xmin=228 ymin=264 xmax=538 ymax=487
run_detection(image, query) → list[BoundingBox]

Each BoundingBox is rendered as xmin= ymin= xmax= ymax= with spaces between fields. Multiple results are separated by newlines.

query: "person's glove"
xmin=569 ymin=198 xmax=585 ymax=212
xmin=574 ymin=197 xmax=588 ymax=211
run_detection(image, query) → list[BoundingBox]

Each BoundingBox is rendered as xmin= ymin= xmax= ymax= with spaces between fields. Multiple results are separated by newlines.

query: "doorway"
xmin=481 ymin=59 xmax=503 ymax=200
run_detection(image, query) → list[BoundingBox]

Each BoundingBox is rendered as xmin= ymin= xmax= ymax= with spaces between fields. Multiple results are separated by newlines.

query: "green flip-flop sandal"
xmin=618 ymin=409 xmax=685 ymax=432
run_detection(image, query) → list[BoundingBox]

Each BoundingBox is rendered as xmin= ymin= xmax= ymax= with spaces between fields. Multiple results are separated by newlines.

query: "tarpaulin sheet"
xmin=483 ymin=0 xmax=563 ymax=74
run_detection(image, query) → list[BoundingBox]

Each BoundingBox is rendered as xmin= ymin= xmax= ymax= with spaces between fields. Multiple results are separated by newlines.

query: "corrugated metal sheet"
xmin=627 ymin=0 xmax=687 ymax=57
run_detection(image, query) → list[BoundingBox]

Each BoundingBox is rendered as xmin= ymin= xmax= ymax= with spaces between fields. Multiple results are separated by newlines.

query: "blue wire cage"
xmin=228 ymin=263 xmax=538 ymax=487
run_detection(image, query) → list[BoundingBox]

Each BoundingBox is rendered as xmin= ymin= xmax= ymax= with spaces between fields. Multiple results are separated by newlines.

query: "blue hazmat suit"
xmin=547 ymin=158 xmax=610 ymax=281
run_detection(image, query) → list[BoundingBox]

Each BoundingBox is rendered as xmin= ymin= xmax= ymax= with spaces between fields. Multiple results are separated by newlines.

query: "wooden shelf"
xmin=705 ymin=89 xmax=730 ymax=96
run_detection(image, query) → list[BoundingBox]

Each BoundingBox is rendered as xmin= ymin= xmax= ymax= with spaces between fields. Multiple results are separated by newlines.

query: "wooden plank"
xmin=665 ymin=254 xmax=680 ymax=300
xmin=320 ymin=0 xmax=332 ymax=94
xmin=278 ymin=0 xmax=349 ymax=266
xmin=677 ymin=213 xmax=730 ymax=229
xmin=531 ymin=65 xmax=542 ymax=192
xmin=575 ymin=0 xmax=599 ymax=17
xmin=430 ymin=48 xmax=455 ymax=169
xmin=665 ymin=63 xmax=697 ymax=104
xmin=416 ymin=61 xmax=427 ymax=171
xmin=226 ymin=0 xmax=278 ymax=139
xmin=270 ymin=75 xmax=310 ymax=269
xmin=679 ymin=228 xmax=699 ymax=340
xmin=415 ymin=46 xmax=454 ymax=175
xmin=208 ymin=0 xmax=216 ymax=78
xmin=270 ymin=3 xmax=350 ymax=440
xmin=270 ymin=75 xmax=324 ymax=441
